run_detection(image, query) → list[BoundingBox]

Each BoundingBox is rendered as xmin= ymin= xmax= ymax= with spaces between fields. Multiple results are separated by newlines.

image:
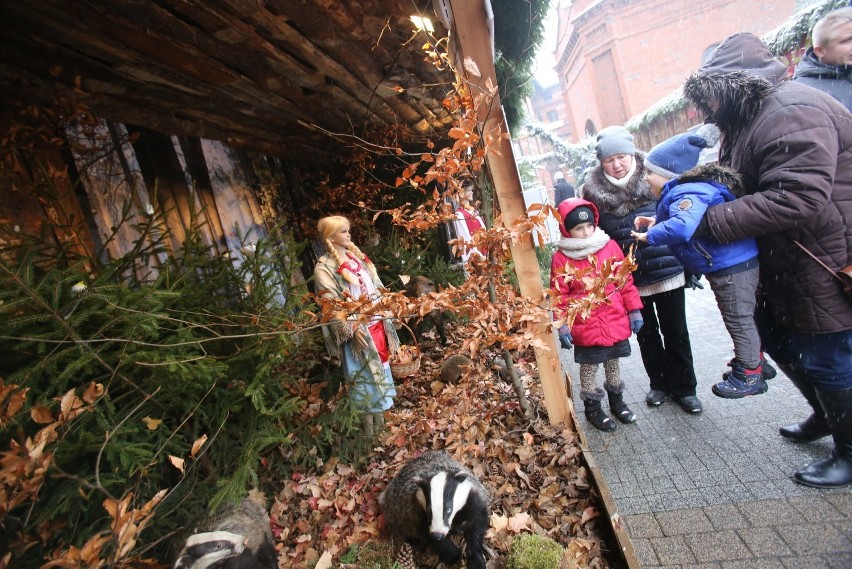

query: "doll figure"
xmin=313 ymin=216 xmax=399 ymax=434
xmin=452 ymin=183 xmax=485 ymax=263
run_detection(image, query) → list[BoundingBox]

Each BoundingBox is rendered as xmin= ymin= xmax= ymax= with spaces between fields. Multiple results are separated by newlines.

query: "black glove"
xmin=685 ymin=273 xmax=705 ymax=290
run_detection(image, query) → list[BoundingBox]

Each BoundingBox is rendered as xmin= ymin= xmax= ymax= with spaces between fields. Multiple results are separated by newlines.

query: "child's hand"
xmin=634 ymin=215 xmax=656 ymax=230
xmin=557 ymin=325 xmax=573 ymax=350
xmin=631 ymin=230 xmax=649 ymax=243
xmin=628 ymin=310 xmax=644 ymax=334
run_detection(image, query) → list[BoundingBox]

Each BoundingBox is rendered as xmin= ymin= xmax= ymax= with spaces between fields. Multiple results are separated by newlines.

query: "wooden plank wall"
xmin=22 ymin=120 xmax=302 ymax=291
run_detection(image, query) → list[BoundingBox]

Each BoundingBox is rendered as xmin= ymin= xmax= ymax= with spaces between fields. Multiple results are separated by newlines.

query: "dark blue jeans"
xmin=756 ymin=302 xmax=852 ymax=391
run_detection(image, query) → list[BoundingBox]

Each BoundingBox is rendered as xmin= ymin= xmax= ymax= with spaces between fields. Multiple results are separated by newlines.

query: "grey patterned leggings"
xmin=580 ymin=359 xmax=625 ymax=399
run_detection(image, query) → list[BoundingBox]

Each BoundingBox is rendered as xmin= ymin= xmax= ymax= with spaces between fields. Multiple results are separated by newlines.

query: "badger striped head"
xmin=415 ymin=469 xmax=474 ymax=539
xmin=174 ymin=530 xmax=246 ymax=569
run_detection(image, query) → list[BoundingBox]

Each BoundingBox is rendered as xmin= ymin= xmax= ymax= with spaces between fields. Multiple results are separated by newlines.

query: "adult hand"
xmin=557 ymin=325 xmax=573 ymax=350
xmin=629 ymin=310 xmax=644 ymax=334
xmin=353 ymin=327 xmax=371 ymax=352
xmin=685 ymin=273 xmax=705 ymax=290
xmin=634 ymin=215 xmax=656 ymax=230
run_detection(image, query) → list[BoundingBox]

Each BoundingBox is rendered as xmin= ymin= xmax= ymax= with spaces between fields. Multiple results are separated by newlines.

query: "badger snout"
xmin=430 ymin=530 xmax=448 ymax=541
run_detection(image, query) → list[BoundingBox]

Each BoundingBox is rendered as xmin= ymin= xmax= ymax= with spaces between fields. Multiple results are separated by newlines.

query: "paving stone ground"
xmin=560 ymin=283 xmax=852 ymax=568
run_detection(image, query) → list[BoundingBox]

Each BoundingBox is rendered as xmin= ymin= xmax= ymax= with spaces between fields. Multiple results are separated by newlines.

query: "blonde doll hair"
xmin=317 ymin=216 xmax=371 ymax=286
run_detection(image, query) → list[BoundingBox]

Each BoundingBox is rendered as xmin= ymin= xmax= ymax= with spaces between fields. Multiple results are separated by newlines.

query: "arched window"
xmin=584 ymin=119 xmax=597 ymax=137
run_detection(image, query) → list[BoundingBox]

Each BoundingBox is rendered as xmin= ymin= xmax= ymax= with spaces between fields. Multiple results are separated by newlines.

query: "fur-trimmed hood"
xmin=581 ymin=152 xmax=654 ymax=217
xmin=677 ymin=163 xmax=745 ymax=197
xmin=683 ymin=33 xmax=786 ymax=134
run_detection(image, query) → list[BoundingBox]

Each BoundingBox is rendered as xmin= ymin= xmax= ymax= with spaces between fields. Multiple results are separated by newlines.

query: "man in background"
xmin=793 ymin=6 xmax=851 ymax=110
xmin=552 ymin=171 xmax=574 ymax=206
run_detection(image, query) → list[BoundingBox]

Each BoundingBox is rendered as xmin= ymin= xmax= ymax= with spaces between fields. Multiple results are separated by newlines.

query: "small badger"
xmin=379 ymin=450 xmax=490 ymax=569
xmin=173 ymin=497 xmax=277 ymax=569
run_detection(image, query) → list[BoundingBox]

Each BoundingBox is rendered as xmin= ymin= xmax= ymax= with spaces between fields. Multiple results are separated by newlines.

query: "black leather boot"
xmin=607 ymin=390 xmax=636 ymax=424
xmin=779 ymin=373 xmax=829 ymax=442
xmin=583 ymin=398 xmax=616 ymax=432
xmin=794 ymin=387 xmax=852 ymax=488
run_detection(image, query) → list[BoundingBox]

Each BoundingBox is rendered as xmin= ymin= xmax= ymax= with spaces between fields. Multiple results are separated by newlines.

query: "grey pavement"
xmin=561 ymin=283 xmax=852 ymax=568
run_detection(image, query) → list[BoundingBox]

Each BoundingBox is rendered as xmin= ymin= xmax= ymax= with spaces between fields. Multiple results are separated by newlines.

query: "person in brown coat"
xmin=684 ymin=32 xmax=852 ymax=488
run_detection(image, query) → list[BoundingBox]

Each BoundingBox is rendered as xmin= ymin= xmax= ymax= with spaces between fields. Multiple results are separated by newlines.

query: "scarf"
xmin=603 ymin=155 xmax=637 ymax=188
xmin=557 ymin=226 xmax=610 ymax=260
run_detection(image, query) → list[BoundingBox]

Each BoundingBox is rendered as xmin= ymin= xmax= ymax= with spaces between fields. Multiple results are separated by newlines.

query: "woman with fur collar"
xmin=580 ymin=126 xmax=702 ymax=414
xmin=313 ymin=216 xmax=400 ymax=435
xmin=685 ymin=32 xmax=852 ymax=488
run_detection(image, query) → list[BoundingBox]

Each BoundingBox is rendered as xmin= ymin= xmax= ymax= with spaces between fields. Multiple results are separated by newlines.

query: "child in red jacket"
xmin=551 ymin=198 xmax=644 ymax=432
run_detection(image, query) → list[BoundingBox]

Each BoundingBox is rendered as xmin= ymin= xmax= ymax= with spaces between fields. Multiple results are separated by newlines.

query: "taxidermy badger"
xmin=380 ymin=450 xmax=490 ymax=569
xmin=173 ymin=497 xmax=277 ymax=569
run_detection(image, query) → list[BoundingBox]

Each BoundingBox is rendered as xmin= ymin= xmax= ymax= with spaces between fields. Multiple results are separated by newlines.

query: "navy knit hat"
xmin=564 ymin=206 xmax=595 ymax=232
xmin=645 ymin=127 xmax=719 ymax=178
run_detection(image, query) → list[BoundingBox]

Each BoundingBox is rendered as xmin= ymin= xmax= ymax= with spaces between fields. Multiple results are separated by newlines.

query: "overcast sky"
xmin=533 ymin=0 xmax=562 ymax=87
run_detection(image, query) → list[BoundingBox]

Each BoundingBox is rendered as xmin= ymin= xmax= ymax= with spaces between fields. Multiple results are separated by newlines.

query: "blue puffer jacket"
xmin=645 ymin=164 xmax=758 ymax=274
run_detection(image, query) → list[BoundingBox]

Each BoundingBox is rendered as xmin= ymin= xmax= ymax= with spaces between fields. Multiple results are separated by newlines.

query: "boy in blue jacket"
xmin=631 ymin=130 xmax=765 ymax=398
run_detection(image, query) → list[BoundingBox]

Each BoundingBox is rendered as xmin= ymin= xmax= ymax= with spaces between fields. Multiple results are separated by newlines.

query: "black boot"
xmin=794 ymin=387 xmax=852 ymax=488
xmin=583 ymin=398 xmax=616 ymax=432
xmin=779 ymin=373 xmax=829 ymax=443
xmin=607 ymin=390 xmax=636 ymax=424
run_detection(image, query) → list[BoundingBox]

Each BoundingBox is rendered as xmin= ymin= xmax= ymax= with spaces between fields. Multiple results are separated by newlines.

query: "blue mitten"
xmin=558 ymin=325 xmax=573 ymax=350
xmin=629 ymin=310 xmax=644 ymax=334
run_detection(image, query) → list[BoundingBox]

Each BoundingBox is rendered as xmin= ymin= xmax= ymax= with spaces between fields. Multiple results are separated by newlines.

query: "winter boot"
xmin=722 ymin=354 xmax=776 ymax=381
xmin=779 ymin=374 xmax=829 ymax=443
xmin=583 ymin=398 xmax=616 ymax=432
xmin=712 ymin=361 xmax=767 ymax=399
xmin=794 ymin=387 xmax=852 ymax=488
xmin=607 ymin=390 xmax=636 ymax=424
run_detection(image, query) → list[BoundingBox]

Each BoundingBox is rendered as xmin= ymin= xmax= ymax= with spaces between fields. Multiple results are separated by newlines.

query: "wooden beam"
xmin=447 ymin=0 xmax=572 ymax=428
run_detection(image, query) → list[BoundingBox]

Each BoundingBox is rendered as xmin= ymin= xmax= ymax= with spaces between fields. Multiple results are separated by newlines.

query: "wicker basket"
xmin=390 ymin=355 xmax=421 ymax=379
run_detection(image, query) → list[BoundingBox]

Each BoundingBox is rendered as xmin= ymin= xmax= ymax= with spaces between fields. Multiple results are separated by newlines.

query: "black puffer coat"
xmin=793 ymin=48 xmax=851 ymax=111
xmin=684 ymin=32 xmax=852 ymax=334
xmin=580 ymin=153 xmax=684 ymax=288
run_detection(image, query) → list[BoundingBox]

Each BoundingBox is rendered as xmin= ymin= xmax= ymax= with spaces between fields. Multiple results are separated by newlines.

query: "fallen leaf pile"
xmin=271 ymin=326 xmax=618 ymax=568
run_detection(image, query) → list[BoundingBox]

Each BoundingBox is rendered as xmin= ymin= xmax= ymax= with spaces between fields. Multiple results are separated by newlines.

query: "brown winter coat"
xmin=684 ymin=33 xmax=852 ymax=334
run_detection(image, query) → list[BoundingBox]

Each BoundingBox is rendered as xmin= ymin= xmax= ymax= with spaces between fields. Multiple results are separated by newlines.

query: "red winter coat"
xmin=551 ymin=199 xmax=643 ymax=347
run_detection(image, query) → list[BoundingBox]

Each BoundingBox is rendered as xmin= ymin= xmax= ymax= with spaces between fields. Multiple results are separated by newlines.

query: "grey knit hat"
xmin=595 ymin=126 xmax=636 ymax=159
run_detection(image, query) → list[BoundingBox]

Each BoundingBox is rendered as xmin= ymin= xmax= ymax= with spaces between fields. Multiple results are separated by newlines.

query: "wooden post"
xmin=447 ymin=0 xmax=573 ymax=428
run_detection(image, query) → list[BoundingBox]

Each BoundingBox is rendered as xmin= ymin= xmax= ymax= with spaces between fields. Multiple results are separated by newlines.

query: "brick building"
xmin=555 ymin=0 xmax=798 ymax=142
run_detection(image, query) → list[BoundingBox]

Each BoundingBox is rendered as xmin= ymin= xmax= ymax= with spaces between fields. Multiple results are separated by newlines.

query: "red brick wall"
xmin=557 ymin=0 xmax=797 ymax=142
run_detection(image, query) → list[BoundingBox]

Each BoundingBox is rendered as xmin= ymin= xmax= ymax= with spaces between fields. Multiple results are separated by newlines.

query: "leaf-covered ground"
xmin=270 ymin=326 xmax=622 ymax=568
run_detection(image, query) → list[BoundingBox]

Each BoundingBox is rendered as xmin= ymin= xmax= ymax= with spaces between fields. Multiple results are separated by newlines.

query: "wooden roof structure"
xmin=0 ymin=0 xmax=455 ymax=163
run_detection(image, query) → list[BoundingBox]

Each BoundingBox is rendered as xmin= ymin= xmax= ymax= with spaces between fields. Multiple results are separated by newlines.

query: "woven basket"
xmin=390 ymin=355 xmax=421 ymax=379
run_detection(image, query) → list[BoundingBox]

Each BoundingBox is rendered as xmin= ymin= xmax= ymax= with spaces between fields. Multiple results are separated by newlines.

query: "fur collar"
xmin=683 ymin=72 xmax=776 ymax=129
xmin=676 ymin=163 xmax=745 ymax=196
xmin=683 ymin=72 xmax=776 ymax=163
xmin=581 ymin=152 xmax=655 ymax=217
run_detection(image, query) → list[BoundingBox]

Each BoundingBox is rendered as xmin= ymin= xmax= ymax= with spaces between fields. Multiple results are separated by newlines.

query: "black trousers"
xmin=637 ymin=286 xmax=698 ymax=397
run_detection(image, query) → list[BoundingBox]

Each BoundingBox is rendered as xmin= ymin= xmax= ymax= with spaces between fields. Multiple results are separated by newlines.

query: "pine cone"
xmin=530 ymin=466 xmax=545 ymax=488
xmin=396 ymin=542 xmax=417 ymax=569
xmin=489 ymin=461 xmax=502 ymax=478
